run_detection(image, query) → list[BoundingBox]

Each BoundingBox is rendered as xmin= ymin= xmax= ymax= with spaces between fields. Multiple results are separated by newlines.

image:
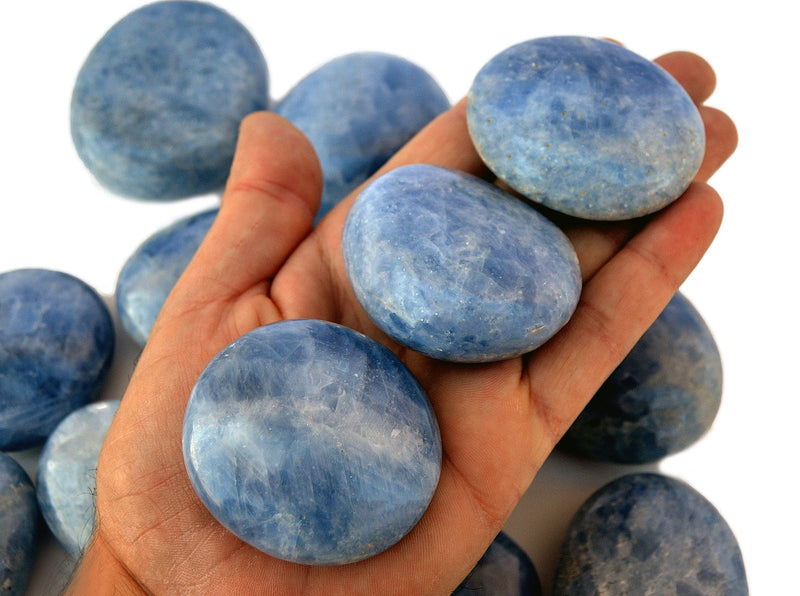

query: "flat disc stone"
xmin=183 ymin=319 xmax=442 ymax=565
xmin=0 ymin=269 xmax=114 ymax=451
xmin=453 ymin=531 xmax=542 ymax=595
xmin=116 ymin=209 xmax=217 ymax=346
xmin=342 ymin=164 xmax=581 ymax=363
xmin=560 ymin=291 xmax=722 ymax=463
xmin=71 ymin=1 xmax=268 ymax=199
xmin=467 ymin=36 xmax=705 ymax=220
xmin=553 ymin=473 xmax=748 ymax=595
xmin=274 ymin=52 xmax=450 ymax=221
xmin=36 ymin=400 xmax=120 ymax=559
xmin=0 ymin=453 xmax=38 ymax=596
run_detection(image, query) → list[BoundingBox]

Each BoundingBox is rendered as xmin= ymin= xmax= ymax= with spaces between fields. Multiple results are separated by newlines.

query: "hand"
xmin=67 ymin=50 xmax=737 ymax=595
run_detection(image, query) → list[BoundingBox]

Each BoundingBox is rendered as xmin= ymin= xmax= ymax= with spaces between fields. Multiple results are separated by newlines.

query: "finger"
xmin=655 ymin=51 xmax=717 ymax=105
xmin=695 ymin=106 xmax=739 ymax=181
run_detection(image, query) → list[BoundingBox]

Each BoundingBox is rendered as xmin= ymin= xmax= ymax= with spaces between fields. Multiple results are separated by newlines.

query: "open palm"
xmin=69 ymin=51 xmax=737 ymax=595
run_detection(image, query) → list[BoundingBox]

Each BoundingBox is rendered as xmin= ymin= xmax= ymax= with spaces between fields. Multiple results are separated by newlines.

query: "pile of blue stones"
xmin=0 ymin=2 xmax=746 ymax=594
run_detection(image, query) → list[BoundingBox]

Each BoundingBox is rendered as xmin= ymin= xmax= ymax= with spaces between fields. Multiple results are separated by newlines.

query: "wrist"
xmin=65 ymin=532 xmax=147 ymax=596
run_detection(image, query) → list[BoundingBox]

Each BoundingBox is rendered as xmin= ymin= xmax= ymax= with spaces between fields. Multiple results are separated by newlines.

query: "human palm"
xmin=68 ymin=51 xmax=737 ymax=595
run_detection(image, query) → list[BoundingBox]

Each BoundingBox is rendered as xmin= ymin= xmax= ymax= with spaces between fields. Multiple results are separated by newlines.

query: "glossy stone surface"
xmin=0 ymin=269 xmax=114 ymax=451
xmin=342 ymin=164 xmax=581 ymax=362
xmin=274 ymin=52 xmax=450 ymax=221
xmin=71 ymin=1 xmax=268 ymax=199
xmin=553 ymin=473 xmax=748 ymax=595
xmin=117 ymin=209 xmax=217 ymax=346
xmin=560 ymin=292 xmax=722 ymax=463
xmin=467 ymin=36 xmax=704 ymax=220
xmin=36 ymin=400 xmax=120 ymax=559
xmin=0 ymin=453 xmax=37 ymax=596
xmin=453 ymin=531 xmax=542 ymax=595
xmin=183 ymin=319 xmax=442 ymax=564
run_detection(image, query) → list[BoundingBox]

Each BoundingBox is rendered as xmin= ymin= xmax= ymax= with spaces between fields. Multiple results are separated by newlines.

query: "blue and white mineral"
xmin=0 ymin=453 xmax=38 ymax=596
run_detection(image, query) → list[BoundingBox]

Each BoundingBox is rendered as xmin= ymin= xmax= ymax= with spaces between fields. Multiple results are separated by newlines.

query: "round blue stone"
xmin=342 ymin=164 xmax=581 ymax=363
xmin=36 ymin=400 xmax=120 ymax=559
xmin=453 ymin=531 xmax=542 ymax=595
xmin=182 ymin=319 xmax=442 ymax=565
xmin=0 ymin=269 xmax=115 ymax=451
xmin=0 ymin=453 xmax=38 ymax=596
xmin=553 ymin=473 xmax=748 ymax=595
xmin=71 ymin=1 xmax=268 ymax=199
xmin=560 ymin=291 xmax=722 ymax=463
xmin=467 ymin=36 xmax=705 ymax=220
xmin=116 ymin=209 xmax=217 ymax=346
xmin=274 ymin=52 xmax=450 ymax=221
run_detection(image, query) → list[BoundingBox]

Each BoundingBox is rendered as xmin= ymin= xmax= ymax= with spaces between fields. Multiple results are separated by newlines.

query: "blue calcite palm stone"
xmin=0 ymin=269 xmax=114 ymax=451
xmin=274 ymin=52 xmax=450 ymax=220
xmin=452 ymin=531 xmax=542 ymax=595
xmin=0 ymin=453 xmax=37 ymax=596
xmin=117 ymin=209 xmax=217 ymax=346
xmin=560 ymin=291 xmax=722 ymax=463
xmin=467 ymin=36 xmax=705 ymax=220
xmin=71 ymin=1 xmax=268 ymax=199
xmin=553 ymin=473 xmax=748 ymax=595
xmin=36 ymin=400 xmax=120 ymax=559
xmin=183 ymin=319 xmax=442 ymax=565
xmin=342 ymin=164 xmax=581 ymax=363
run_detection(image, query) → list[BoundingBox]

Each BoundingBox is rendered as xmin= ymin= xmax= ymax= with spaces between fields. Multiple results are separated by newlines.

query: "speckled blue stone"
xmin=0 ymin=269 xmax=114 ymax=451
xmin=0 ymin=453 xmax=37 ymax=596
xmin=274 ymin=52 xmax=450 ymax=221
xmin=342 ymin=164 xmax=581 ymax=362
xmin=36 ymin=400 xmax=120 ymax=559
xmin=71 ymin=1 xmax=268 ymax=199
xmin=553 ymin=473 xmax=748 ymax=595
xmin=183 ymin=319 xmax=442 ymax=565
xmin=560 ymin=292 xmax=722 ymax=463
xmin=453 ymin=531 xmax=542 ymax=595
xmin=117 ymin=209 xmax=217 ymax=346
xmin=467 ymin=36 xmax=705 ymax=220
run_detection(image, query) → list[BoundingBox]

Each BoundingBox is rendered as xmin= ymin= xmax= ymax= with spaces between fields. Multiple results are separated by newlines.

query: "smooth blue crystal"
xmin=183 ymin=319 xmax=442 ymax=565
xmin=560 ymin=291 xmax=722 ymax=463
xmin=553 ymin=473 xmax=748 ymax=595
xmin=453 ymin=531 xmax=542 ymax=595
xmin=467 ymin=36 xmax=705 ymax=220
xmin=71 ymin=1 xmax=268 ymax=199
xmin=342 ymin=164 xmax=582 ymax=363
xmin=36 ymin=400 xmax=120 ymax=559
xmin=274 ymin=52 xmax=450 ymax=221
xmin=116 ymin=209 xmax=217 ymax=346
xmin=0 ymin=453 xmax=37 ymax=596
xmin=0 ymin=269 xmax=114 ymax=451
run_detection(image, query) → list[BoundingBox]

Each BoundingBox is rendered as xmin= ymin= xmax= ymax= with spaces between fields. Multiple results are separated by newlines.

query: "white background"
xmin=2 ymin=1 xmax=796 ymax=594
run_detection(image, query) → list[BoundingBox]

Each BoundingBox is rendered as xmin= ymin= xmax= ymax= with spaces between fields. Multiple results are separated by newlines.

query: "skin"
xmin=66 ymin=50 xmax=737 ymax=595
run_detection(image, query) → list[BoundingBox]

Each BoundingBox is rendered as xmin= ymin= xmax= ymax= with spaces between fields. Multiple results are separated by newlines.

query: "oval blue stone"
xmin=116 ymin=209 xmax=217 ymax=346
xmin=467 ymin=36 xmax=705 ymax=220
xmin=36 ymin=400 xmax=120 ymax=559
xmin=560 ymin=291 xmax=722 ymax=463
xmin=453 ymin=531 xmax=542 ymax=595
xmin=183 ymin=319 xmax=442 ymax=565
xmin=553 ymin=473 xmax=748 ymax=595
xmin=0 ymin=269 xmax=114 ymax=451
xmin=342 ymin=164 xmax=581 ymax=363
xmin=0 ymin=453 xmax=38 ymax=596
xmin=274 ymin=52 xmax=450 ymax=220
xmin=71 ymin=1 xmax=268 ymax=199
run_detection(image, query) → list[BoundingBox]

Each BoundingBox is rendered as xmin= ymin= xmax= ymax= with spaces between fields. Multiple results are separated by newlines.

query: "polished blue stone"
xmin=553 ymin=473 xmax=748 ymax=595
xmin=36 ymin=400 xmax=120 ymax=559
xmin=274 ymin=52 xmax=450 ymax=221
xmin=453 ymin=531 xmax=542 ymax=595
xmin=0 ymin=453 xmax=37 ymax=596
xmin=560 ymin=292 xmax=722 ymax=463
xmin=183 ymin=319 xmax=442 ymax=565
xmin=342 ymin=164 xmax=582 ymax=362
xmin=117 ymin=209 xmax=217 ymax=346
xmin=0 ymin=269 xmax=114 ymax=451
xmin=71 ymin=1 xmax=268 ymax=200
xmin=467 ymin=36 xmax=705 ymax=220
